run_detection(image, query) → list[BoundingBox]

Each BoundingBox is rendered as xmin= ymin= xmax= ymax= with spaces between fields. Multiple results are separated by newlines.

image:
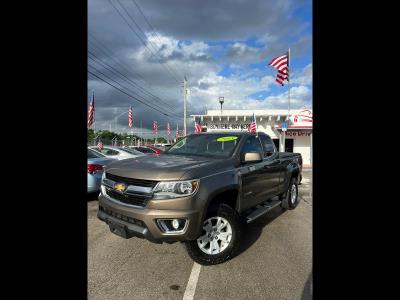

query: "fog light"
xmin=172 ymin=219 xmax=179 ymax=230
xmin=156 ymin=218 xmax=188 ymax=234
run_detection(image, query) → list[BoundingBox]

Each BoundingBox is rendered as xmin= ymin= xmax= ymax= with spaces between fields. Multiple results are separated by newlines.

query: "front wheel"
xmin=184 ymin=204 xmax=242 ymax=265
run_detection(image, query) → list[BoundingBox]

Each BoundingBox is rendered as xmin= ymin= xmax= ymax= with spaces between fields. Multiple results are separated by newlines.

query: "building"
xmin=191 ymin=109 xmax=313 ymax=167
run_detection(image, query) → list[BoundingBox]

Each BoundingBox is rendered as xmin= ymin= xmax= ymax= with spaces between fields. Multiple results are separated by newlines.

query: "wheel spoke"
xmin=198 ymin=234 xmax=210 ymax=246
xmin=210 ymin=239 xmax=220 ymax=253
xmin=216 ymin=217 xmax=222 ymax=230
xmin=217 ymin=221 xmax=227 ymax=231
xmin=203 ymin=222 xmax=213 ymax=232
xmin=218 ymin=232 xmax=230 ymax=241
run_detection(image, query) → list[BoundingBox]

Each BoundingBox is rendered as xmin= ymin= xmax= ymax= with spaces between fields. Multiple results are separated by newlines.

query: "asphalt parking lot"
xmin=88 ymin=170 xmax=312 ymax=300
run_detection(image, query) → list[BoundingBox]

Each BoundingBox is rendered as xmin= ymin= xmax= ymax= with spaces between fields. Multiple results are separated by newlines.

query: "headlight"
xmin=153 ymin=179 xmax=199 ymax=199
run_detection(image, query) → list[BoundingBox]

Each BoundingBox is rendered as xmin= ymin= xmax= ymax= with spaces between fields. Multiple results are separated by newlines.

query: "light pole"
xmin=219 ymin=96 xmax=224 ymax=115
xmin=219 ymin=96 xmax=224 ymax=129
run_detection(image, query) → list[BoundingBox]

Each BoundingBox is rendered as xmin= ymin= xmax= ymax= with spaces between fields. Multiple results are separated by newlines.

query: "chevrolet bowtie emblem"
xmin=114 ymin=182 xmax=127 ymax=193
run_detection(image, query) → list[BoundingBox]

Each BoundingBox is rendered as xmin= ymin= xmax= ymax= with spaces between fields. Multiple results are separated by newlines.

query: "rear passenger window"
xmin=259 ymin=135 xmax=276 ymax=157
xmin=103 ymin=148 xmax=119 ymax=156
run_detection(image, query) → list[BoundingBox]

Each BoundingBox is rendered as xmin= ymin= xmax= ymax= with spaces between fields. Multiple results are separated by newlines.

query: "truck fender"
xmin=282 ymin=163 xmax=300 ymax=192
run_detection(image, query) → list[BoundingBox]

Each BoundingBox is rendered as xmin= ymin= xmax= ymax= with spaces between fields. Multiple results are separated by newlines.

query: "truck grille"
xmin=105 ymin=188 xmax=151 ymax=207
xmin=105 ymin=173 xmax=158 ymax=188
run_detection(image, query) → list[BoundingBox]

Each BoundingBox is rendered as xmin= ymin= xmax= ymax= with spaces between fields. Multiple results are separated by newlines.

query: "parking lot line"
xmin=183 ymin=262 xmax=201 ymax=300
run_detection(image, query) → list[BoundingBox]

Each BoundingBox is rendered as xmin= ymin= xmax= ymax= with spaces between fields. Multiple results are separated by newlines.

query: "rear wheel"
xmin=184 ymin=204 xmax=242 ymax=265
xmin=281 ymin=177 xmax=299 ymax=210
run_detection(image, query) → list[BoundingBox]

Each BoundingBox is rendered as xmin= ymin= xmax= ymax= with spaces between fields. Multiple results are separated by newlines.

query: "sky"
xmin=88 ymin=0 xmax=312 ymax=137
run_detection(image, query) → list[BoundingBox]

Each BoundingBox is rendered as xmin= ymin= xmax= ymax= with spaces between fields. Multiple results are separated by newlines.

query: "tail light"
xmin=88 ymin=164 xmax=103 ymax=174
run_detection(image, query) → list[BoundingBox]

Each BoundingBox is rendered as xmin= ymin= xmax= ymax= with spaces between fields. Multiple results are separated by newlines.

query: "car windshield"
xmin=119 ymin=147 xmax=145 ymax=156
xmin=135 ymin=147 xmax=154 ymax=153
xmin=165 ymin=134 xmax=242 ymax=158
xmin=88 ymin=148 xmax=105 ymax=158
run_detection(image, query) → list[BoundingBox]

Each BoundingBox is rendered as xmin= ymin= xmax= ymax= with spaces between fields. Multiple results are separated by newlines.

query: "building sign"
xmin=204 ymin=123 xmax=249 ymax=130
xmin=285 ymin=131 xmax=311 ymax=137
xmin=289 ymin=109 xmax=313 ymax=127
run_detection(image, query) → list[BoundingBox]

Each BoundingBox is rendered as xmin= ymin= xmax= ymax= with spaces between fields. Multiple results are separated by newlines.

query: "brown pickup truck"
xmin=97 ymin=132 xmax=302 ymax=265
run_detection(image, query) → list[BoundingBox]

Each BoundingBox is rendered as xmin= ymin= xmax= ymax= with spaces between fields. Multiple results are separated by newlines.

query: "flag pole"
xmin=92 ymin=90 xmax=96 ymax=133
xmin=288 ymin=48 xmax=291 ymax=119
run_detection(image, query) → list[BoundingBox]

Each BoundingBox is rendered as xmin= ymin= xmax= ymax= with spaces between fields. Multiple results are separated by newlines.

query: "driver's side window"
xmin=259 ymin=135 xmax=276 ymax=157
xmin=241 ymin=136 xmax=263 ymax=156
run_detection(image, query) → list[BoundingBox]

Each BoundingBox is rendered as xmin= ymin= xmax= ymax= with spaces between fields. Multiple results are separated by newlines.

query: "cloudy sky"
xmin=88 ymin=0 xmax=312 ymax=137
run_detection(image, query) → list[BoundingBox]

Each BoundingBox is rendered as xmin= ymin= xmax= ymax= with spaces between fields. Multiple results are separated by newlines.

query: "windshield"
xmin=166 ymin=134 xmax=242 ymax=158
xmin=120 ymin=147 xmax=145 ymax=156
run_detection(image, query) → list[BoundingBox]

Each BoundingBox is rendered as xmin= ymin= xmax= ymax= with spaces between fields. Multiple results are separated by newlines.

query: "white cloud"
xmin=291 ymin=63 xmax=312 ymax=85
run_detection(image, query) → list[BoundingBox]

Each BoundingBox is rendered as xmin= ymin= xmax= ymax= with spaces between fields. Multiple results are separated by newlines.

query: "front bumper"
xmin=97 ymin=193 xmax=202 ymax=243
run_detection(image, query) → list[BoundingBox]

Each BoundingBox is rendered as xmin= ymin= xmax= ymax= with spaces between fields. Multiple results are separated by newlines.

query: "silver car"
xmin=87 ymin=148 xmax=116 ymax=193
xmin=89 ymin=145 xmax=145 ymax=160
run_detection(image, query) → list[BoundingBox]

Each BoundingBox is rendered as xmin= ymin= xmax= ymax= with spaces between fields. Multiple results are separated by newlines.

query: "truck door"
xmin=258 ymin=134 xmax=281 ymax=199
xmin=239 ymin=135 xmax=266 ymax=211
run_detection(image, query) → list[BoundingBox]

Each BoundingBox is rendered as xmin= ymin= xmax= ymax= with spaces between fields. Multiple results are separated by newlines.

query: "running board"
xmin=245 ymin=199 xmax=282 ymax=223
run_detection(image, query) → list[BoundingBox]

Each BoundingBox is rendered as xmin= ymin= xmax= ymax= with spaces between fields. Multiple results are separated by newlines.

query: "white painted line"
xmin=183 ymin=262 xmax=201 ymax=300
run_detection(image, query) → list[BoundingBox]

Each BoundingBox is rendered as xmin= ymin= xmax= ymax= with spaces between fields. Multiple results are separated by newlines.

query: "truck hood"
xmin=105 ymin=153 xmax=234 ymax=181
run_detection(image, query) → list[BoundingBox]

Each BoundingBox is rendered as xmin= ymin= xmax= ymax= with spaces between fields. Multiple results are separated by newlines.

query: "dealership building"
xmin=191 ymin=109 xmax=313 ymax=167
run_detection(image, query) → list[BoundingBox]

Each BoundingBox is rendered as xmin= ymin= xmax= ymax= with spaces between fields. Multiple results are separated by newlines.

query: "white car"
xmin=89 ymin=146 xmax=145 ymax=160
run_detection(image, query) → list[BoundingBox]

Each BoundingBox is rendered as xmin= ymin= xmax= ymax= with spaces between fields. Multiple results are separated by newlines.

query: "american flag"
xmin=87 ymin=91 xmax=95 ymax=127
xmin=248 ymin=113 xmax=257 ymax=133
xmin=167 ymin=123 xmax=171 ymax=135
xmin=194 ymin=118 xmax=202 ymax=134
xmin=153 ymin=121 xmax=158 ymax=135
xmin=97 ymin=140 xmax=103 ymax=150
xmin=176 ymin=123 xmax=179 ymax=138
xmin=128 ymin=105 xmax=133 ymax=128
xmin=268 ymin=52 xmax=289 ymax=86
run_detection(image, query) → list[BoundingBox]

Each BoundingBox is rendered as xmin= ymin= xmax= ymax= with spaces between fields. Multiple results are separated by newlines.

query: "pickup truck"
xmin=97 ymin=132 xmax=302 ymax=265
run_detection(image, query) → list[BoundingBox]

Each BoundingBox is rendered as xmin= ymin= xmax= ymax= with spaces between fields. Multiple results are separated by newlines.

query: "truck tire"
xmin=281 ymin=177 xmax=299 ymax=210
xmin=184 ymin=204 xmax=242 ymax=265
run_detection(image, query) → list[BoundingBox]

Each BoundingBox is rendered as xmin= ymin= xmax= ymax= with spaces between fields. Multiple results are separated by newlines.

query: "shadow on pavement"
xmin=301 ymin=272 xmax=312 ymax=300
xmin=235 ymin=206 xmax=286 ymax=257
xmin=87 ymin=192 xmax=99 ymax=202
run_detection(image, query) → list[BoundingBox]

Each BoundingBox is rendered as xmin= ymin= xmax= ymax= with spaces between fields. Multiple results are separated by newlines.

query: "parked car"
xmin=154 ymin=143 xmax=171 ymax=151
xmin=87 ymin=148 xmax=116 ymax=193
xmin=89 ymin=145 xmax=145 ymax=160
xmin=97 ymin=132 xmax=302 ymax=265
xmin=121 ymin=146 xmax=154 ymax=156
xmin=130 ymin=145 xmax=163 ymax=155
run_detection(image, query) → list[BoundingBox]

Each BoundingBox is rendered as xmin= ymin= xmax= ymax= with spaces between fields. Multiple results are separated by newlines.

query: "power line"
xmin=130 ymin=0 xmax=184 ymax=80
xmin=88 ymin=50 xmax=175 ymax=110
xmin=89 ymin=33 xmax=146 ymax=83
xmin=88 ymin=67 xmax=183 ymax=120
xmin=107 ymin=0 xmax=181 ymax=84
xmin=115 ymin=0 xmax=182 ymax=82
xmin=87 ymin=63 xmax=182 ymax=121
xmin=89 ymin=33 xmax=179 ymax=106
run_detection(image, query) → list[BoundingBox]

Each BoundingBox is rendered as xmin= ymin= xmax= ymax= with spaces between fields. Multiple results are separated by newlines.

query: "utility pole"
xmin=183 ymin=76 xmax=187 ymax=137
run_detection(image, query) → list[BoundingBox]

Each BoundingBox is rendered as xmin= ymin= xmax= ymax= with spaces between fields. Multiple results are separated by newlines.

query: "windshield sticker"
xmin=216 ymin=136 xmax=238 ymax=142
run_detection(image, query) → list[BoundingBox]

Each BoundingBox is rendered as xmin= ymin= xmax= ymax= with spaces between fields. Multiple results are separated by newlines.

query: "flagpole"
xmin=92 ymin=90 xmax=95 ymax=133
xmin=288 ymin=48 xmax=291 ymax=119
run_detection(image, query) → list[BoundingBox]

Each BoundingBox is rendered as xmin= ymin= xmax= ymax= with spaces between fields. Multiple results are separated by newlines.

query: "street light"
xmin=219 ymin=96 xmax=224 ymax=115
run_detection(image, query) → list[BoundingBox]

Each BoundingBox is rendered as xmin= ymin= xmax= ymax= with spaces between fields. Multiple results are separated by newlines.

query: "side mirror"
xmin=242 ymin=152 xmax=262 ymax=163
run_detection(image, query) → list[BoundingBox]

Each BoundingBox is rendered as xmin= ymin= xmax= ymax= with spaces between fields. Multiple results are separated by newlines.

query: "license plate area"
xmin=106 ymin=218 xmax=133 ymax=239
